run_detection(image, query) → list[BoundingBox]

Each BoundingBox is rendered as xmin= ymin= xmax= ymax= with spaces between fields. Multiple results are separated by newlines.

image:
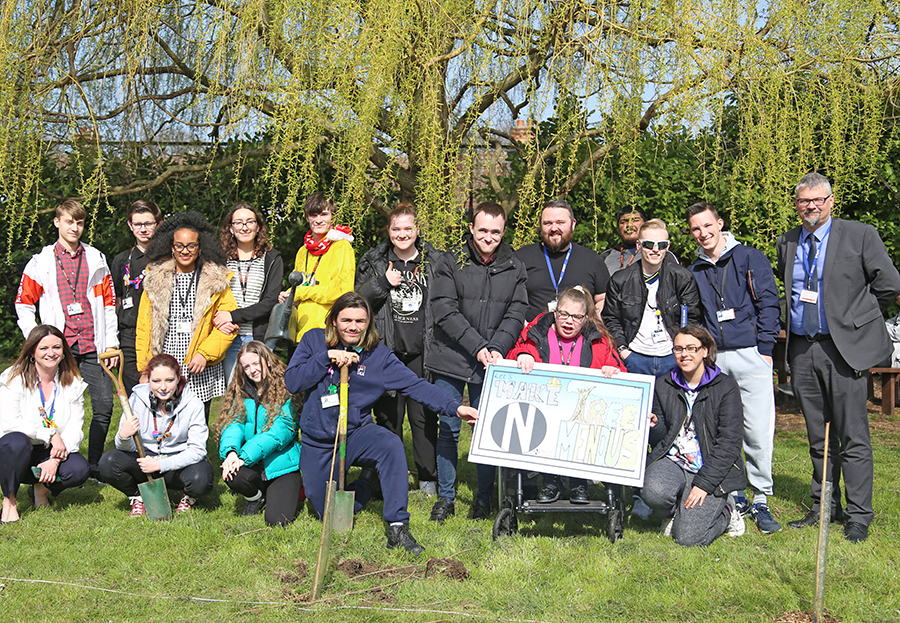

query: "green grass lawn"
xmin=2 ymin=394 xmax=899 ymax=623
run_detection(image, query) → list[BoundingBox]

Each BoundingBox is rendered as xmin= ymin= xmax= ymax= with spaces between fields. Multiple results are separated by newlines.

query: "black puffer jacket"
xmin=602 ymin=259 xmax=701 ymax=348
xmin=425 ymin=234 xmax=528 ymax=384
xmin=355 ymin=238 xmax=443 ymax=360
xmin=648 ymin=368 xmax=746 ymax=496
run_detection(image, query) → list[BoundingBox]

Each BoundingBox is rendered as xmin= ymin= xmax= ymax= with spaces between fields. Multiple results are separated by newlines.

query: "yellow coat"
xmin=135 ymin=259 xmax=238 ymax=372
xmin=290 ymin=239 xmax=355 ymax=343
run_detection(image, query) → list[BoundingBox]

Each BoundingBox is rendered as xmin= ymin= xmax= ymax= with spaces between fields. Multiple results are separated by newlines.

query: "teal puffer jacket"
xmin=219 ymin=398 xmax=300 ymax=480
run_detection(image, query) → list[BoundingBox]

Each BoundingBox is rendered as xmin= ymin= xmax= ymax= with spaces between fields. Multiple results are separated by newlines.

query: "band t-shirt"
xmin=388 ymin=249 xmax=427 ymax=356
xmin=516 ymin=242 xmax=610 ymax=321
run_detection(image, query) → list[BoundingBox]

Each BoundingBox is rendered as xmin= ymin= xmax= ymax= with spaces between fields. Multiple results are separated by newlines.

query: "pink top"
xmin=547 ymin=328 xmax=583 ymax=367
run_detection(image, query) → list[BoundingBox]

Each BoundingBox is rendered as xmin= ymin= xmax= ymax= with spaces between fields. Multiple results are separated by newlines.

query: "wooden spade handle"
xmin=98 ymin=349 xmax=153 ymax=478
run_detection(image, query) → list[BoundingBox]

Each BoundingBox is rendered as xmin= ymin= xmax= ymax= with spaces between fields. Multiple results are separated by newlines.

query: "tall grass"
xmin=1 ymin=394 xmax=898 ymax=623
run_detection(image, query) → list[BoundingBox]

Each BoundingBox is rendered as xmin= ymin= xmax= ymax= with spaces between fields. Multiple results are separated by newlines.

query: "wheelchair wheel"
xmin=492 ymin=507 xmax=518 ymax=540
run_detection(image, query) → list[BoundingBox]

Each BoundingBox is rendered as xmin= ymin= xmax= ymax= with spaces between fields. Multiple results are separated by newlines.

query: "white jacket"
xmin=15 ymin=243 xmax=119 ymax=353
xmin=0 ymin=367 xmax=88 ymax=453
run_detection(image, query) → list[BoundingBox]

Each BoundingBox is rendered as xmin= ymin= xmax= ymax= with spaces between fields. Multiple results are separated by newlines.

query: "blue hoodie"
xmin=689 ymin=233 xmax=780 ymax=356
xmin=285 ymin=328 xmax=462 ymax=443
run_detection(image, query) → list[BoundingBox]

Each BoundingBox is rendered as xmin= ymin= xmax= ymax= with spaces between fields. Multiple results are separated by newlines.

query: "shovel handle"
xmin=338 ymin=366 xmax=349 ymax=491
xmin=98 ymin=349 xmax=153 ymax=479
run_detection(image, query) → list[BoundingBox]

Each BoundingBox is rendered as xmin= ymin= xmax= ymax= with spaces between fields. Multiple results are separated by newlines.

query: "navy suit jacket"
xmin=776 ymin=218 xmax=900 ymax=371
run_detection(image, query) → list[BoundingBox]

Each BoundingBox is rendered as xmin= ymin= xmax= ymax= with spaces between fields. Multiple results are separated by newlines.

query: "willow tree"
xmin=0 ymin=0 xmax=898 ymax=249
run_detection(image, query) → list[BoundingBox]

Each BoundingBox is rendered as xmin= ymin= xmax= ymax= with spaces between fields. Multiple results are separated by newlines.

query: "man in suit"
xmin=776 ymin=172 xmax=900 ymax=543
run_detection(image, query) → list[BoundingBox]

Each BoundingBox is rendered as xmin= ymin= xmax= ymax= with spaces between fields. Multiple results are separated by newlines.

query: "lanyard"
xmin=55 ymin=247 xmax=84 ymax=296
xmin=804 ymin=235 xmax=820 ymax=288
xmin=123 ymin=248 xmax=145 ymax=290
xmin=304 ymin=254 xmax=323 ymax=284
xmin=175 ymin=269 xmax=200 ymax=310
xmin=620 ymin=247 xmax=638 ymax=269
xmin=237 ymin=259 xmax=251 ymax=302
xmin=38 ymin=382 xmax=58 ymax=428
xmin=152 ymin=409 xmax=175 ymax=444
xmin=553 ymin=331 xmax=579 ymax=366
xmin=704 ymin=263 xmax=730 ymax=310
xmin=543 ymin=244 xmax=572 ymax=294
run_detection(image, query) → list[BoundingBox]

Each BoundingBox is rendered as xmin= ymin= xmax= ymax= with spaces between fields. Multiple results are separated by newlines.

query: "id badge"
xmin=547 ymin=299 xmax=558 ymax=312
xmin=716 ymin=308 xmax=736 ymax=322
xmin=321 ymin=393 xmax=339 ymax=408
xmin=799 ymin=289 xmax=819 ymax=304
xmin=401 ymin=299 xmax=417 ymax=312
xmin=66 ymin=302 xmax=83 ymax=316
xmin=177 ymin=321 xmax=192 ymax=334
xmin=122 ymin=296 xmax=134 ymax=310
xmin=651 ymin=329 xmax=668 ymax=344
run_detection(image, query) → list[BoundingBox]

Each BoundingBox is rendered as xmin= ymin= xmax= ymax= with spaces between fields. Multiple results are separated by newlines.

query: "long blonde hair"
xmin=216 ymin=341 xmax=296 ymax=437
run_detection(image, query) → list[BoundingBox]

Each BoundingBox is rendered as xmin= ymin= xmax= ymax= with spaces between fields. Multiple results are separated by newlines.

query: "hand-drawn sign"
xmin=469 ymin=360 xmax=655 ymax=487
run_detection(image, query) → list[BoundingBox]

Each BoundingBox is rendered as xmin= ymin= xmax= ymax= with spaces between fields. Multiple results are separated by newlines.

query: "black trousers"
xmin=224 ymin=465 xmax=303 ymax=526
xmin=373 ymin=352 xmax=438 ymax=482
xmin=789 ymin=335 xmax=873 ymax=525
xmin=0 ymin=432 xmax=89 ymax=497
xmin=119 ymin=330 xmax=141 ymax=396
xmin=75 ymin=351 xmax=114 ymax=469
xmin=98 ymin=449 xmax=214 ymax=500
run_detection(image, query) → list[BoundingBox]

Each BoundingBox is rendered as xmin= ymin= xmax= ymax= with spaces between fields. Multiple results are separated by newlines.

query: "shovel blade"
xmin=138 ymin=479 xmax=172 ymax=521
xmin=333 ymin=490 xmax=355 ymax=535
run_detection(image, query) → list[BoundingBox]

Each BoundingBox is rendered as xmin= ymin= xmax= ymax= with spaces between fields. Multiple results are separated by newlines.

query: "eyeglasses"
xmin=231 ymin=219 xmax=257 ymax=229
xmin=130 ymin=221 xmax=157 ymax=230
xmin=795 ymin=194 xmax=832 ymax=208
xmin=672 ymin=345 xmax=702 ymax=353
xmin=638 ymin=239 xmax=670 ymax=251
xmin=555 ymin=310 xmax=587 ymax=322
xmin=172 ymin=242 xmax=200 ymax=252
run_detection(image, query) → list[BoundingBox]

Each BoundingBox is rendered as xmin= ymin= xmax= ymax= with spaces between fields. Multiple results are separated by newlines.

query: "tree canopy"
xmin=1 ymin=0 xmax=899 ymax=249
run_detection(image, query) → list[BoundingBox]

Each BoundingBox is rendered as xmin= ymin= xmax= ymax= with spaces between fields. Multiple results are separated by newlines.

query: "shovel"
xmin=98 ymin=350 xmax=172 ymax=521
xmin=813 ymin=421 xmax=832 ymax=623
xmin=311 ymin=393 xmax=343 ymax=599
xmin=333 ymin=365 xmax=355 ymax=534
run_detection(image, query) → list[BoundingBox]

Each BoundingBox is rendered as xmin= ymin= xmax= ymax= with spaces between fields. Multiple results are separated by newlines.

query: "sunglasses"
xmin=638 ymin=239 xmax=670 ymax=251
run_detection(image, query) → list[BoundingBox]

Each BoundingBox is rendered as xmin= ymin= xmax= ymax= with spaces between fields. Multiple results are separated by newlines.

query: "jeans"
xmin=624 ymin=351 xmax=675 ymax=377
xmin=434 ymin=376 xmax=493 ymax=504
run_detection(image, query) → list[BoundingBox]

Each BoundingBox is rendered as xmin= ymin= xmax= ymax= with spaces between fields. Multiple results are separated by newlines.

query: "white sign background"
xmin=469 ymin=360 xmax=655 ymax=488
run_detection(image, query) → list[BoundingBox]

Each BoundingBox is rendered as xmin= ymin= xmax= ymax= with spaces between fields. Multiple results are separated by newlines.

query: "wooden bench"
xmin=868 ymin=367 xmax=900 ymax=416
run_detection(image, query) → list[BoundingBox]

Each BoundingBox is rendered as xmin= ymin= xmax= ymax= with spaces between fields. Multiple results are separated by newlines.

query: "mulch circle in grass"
xmin=775 ymin=612 xmax=840 ymax=623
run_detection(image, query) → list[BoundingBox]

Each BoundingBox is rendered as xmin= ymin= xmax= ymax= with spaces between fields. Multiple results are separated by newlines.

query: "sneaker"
xmin=429 ymin=498 xmax=455 ymax=523
xmin=472 ymin=498 xmax=492 ymax=520
xmin=419 ymin=481 xmax=437 ymax=497
xmin=661 ymin=515 xmax=675 ymax=537
xmin=175 ymin=494 xmax=195 ymax=514
xmin=726 ymin=504 xmax=746 ymax=537
xmin=569 ymin=484 xmax=590 ymax=504
xmin=733 ymin=494 xmax=751 ymax=517
xmin=750 ymin=503 xmax=782 ymax=534
xmin=386 ymin=524 xmax=425 ymax=556
xmin=631 ymin=494 xmax=653 ymax=520
xmin=129 ymin=497 xmax=146 ymax=517
xmin=537 ymin=483 xmax=560 ymax=503
xmin=242 ymin=495 xmax=265 ymax=516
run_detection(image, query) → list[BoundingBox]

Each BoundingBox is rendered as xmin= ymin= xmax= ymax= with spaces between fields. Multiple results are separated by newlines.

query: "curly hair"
xmin=218 ymin=202 xmax=272 ymax=260
xmin=4 ymin=325 xmax=80 ymax=389
xmin=215 ymin=341 xmax=296 ymax=438
xmin=144 ymin=210 xmax=228 ymax=267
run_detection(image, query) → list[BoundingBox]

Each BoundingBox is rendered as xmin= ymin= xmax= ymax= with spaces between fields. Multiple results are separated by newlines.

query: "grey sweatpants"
xmin=642 ymin=458 xmax=730 ymax=547
xmin=717 ymin=346 xmax=776 ymax=503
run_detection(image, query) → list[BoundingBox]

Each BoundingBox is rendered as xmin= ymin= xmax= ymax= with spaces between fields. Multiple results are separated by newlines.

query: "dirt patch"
xmin=274 ymin=559 xmax=308 ymax=586
xmin=425 ymin=557 xmax=469 ymax=580
xmin=336 ymin=559 xmax=414 ymax=579
xmin=775 ymin=611 xmax=840 ymax=623
xmin=359 ymin=589 xmax=397 ymax=605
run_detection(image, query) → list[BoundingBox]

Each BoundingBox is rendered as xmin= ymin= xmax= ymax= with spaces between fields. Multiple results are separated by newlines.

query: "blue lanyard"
xmin=543 ymin=244 xmax=572 ymax=294
xmin=804 ymin=235 xmax=820 ymax=288
xmin=38 ymin=383 xmax=58 ymax=427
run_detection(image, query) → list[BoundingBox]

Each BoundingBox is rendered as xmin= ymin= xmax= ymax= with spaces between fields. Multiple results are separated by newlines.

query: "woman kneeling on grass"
xmin=284 ymin=292 xmax=478 ymax=556
xmin=0 ymin=325 xmax=89 ymax=523
xmin=510 ymin=286 xmax=627 ymax=504
xmin=217 ymin=341 xmax=302 ymax=526
xmin=643 ymin=325 xmax=747 ymax=546
xmin=100 ymin=354 xmax=213 ymax=516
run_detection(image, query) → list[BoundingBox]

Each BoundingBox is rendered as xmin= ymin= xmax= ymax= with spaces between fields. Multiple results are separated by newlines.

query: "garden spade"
xmin=813 ymin=421 xmax=832 ymax=623
xmin=98 ymin=350 xmax=172 ymax=521
xmin=311 ymin=406 xmax=342 ymax=599
xmin=333 ymin=365 xmax=355 ymax=534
